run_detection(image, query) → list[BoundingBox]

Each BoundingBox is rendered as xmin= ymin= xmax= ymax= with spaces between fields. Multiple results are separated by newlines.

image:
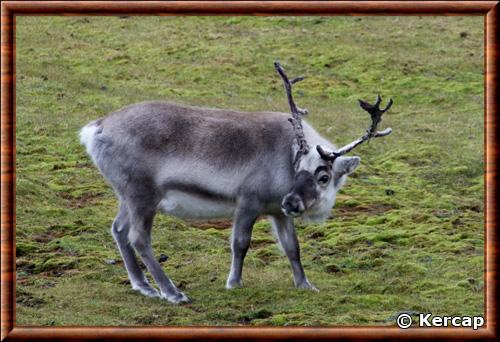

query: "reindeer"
xmin=80 ymin=62 xmax=393 ymax=304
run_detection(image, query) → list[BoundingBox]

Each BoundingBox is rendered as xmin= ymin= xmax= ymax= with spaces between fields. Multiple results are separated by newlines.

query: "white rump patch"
xmin=79 ymin=121 xmax=100 ymax=155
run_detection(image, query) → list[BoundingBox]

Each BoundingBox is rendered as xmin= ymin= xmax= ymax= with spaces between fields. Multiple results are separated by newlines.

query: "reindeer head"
xmin=275 ymin=62 xmax=393 ymax=222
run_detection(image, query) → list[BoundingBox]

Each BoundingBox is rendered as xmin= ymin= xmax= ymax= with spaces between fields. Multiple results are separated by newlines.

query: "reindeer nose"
xmin=281 ymin=194 xmax=305 ymax=217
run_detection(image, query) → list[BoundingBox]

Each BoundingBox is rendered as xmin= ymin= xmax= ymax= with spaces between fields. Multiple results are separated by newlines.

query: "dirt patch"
xmin=432 ymin=209 xmax=452 ymax=218
xmin=459 ymin=203 xmax=482 ymax=212
xmin=325 ymin=264 xmax=342 ymax=273
xmin=238 ymin=309 xmax=273 ymax=324
xmin=336 ymin=203 xmax=395 ymax=217
xmin=32 ymin=231 xmax=65 ymax=243
xmin=73 ymin=193 xmax=103 ymax=208
xmin=39 ymin=270 xmax=65 ymax=277
xmin=17 ymin=292 xmax=46 ymax=308
xmin=59 ymin=192 xmax=103 ymax=208
xmin=75 ymin=162 xmax=93 ymax=168
xmin=16 ymin=259 xmax=37 ymax=274
xmin=186 ymin=219 xmax=233 ymax=230
xmin=308 ymin=231 xmax=325 ymax=239
xmin=251 ymin=238 xmax=275 ymax=249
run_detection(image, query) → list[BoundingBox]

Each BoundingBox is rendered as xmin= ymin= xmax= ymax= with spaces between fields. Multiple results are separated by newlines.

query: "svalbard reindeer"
xmin=80 ymin=62 xmax=393 ymax=304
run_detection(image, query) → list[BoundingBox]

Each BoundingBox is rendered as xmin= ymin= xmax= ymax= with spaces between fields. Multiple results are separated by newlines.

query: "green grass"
xmin=15 ymin=16 xmax=484 ymax=326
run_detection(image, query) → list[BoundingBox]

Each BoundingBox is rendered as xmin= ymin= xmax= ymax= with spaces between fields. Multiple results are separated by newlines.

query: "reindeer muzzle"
xmin=281 ymin=193 xmax=306 ymax=217
xmin=281 ymin=171 xmax=318 ymax=218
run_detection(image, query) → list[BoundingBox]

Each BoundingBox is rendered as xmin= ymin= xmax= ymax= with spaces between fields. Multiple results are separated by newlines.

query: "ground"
xmin=15 ymin=16 xmax=483 ymax=326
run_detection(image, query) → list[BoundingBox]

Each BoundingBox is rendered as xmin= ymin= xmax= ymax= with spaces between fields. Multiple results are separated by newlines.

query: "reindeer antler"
xmin=274 ymin=61 xmax=309 ymax=169
xmin=317 ymin=95 xmax=393 ymax=162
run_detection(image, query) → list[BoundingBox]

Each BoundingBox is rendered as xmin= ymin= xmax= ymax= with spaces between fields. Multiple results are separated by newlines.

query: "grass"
xmin=15 ymin=16 xmax=483 ymax=326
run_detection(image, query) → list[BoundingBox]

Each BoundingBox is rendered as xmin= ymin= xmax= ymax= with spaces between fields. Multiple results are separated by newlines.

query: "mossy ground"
xmin=16 ymin=16 xmax=483 ymax=326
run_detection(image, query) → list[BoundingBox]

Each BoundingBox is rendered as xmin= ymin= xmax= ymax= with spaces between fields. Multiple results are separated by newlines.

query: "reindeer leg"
xmin=126 ymin=192 xmax=190 ymax=304
xmin=269 ymin=214 xmax=319 ymax=292
xmin=226 ymin=201 xmax=261 ymax=289
xmin=111 ymin=202 xmax=159 ymax=298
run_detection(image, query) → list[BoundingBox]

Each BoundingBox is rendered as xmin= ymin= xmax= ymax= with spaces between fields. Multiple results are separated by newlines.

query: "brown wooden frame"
xmin=1 ymin=1 xmax=498 ymax=341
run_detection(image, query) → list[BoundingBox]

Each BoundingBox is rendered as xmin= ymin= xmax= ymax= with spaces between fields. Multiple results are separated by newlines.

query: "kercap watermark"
xmin=396 ymin=313 xmax=484 ymax=330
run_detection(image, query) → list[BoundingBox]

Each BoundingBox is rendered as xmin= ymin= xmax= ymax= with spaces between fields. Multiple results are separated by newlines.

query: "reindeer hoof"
xmin=132 ymin=281 xmax=160 ymax=298
xmin=162 ymin=291 xmax=191 ymax=304
xmin=296 ymin=280 xmax=320 ymax=292
xmin=226 ymin=279 xmax=243 ymax=289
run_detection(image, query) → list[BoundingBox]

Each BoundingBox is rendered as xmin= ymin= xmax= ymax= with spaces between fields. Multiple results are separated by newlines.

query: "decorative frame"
xmin=1 ymin=1 xmax=498 ymax=341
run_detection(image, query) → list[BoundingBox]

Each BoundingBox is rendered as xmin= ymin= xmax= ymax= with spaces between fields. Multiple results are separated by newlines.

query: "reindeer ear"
xmin=333 ymin=156 xmax=361 ymax=176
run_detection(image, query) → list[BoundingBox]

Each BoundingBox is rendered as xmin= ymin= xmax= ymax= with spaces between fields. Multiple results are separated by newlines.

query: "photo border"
xmin=1 ymin=1 xmax=498 ymax=340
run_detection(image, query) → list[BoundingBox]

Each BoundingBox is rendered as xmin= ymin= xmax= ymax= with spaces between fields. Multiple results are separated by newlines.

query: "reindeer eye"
xmin=316 ymin=171 xmax=330 ymax=185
